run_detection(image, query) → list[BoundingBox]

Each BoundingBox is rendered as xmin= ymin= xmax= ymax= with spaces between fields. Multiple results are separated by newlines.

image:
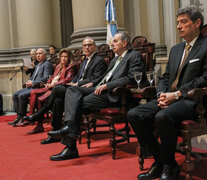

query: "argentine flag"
xmin=105 ymin=0 xmax=118 ymax=46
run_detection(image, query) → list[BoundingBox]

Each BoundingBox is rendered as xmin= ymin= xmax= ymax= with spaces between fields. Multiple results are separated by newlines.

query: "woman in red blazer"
xmin=28 ymin=48 xmax=77 ymax=115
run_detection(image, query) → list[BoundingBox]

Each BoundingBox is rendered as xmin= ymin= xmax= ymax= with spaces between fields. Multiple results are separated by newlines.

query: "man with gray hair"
xmin=48 ymin=31 xmax=144 ymax=161
xmin=9 ymin=48 xmax=53 ymax=126
xmin=127 ymin=6 xmax=207 ymax=180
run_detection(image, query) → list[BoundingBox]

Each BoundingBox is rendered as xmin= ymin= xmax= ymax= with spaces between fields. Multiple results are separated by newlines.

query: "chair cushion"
xmin=179 ymin=120 xmax=200 ymax=130
xmin=99 ymin=108 xmax=122 ymax=116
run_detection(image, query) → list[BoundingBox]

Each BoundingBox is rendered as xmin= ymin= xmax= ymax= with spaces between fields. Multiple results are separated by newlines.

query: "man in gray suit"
xmin=127 ymin=6 xmax=207 ymax=180
xmin=48 ymin=31 xmax=144 ymax=161
xmin=9 ymin=48 xmax=53 ymax=126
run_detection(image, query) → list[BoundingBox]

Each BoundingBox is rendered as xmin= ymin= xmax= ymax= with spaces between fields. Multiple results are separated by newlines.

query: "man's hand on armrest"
xmin=94 ymin=84 xmax=107 ymax=95
xmin=81 ymin=82 xmax=93 ymax=88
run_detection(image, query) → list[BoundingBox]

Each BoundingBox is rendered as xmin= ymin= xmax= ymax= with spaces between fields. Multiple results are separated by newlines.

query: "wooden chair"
xmin=97 ymin=44 xmax=115 ymax=65
xmin=177 ymin=88 xmax=207 ymax=179
xmin=83 ymin=36 xmax=156 ymax=159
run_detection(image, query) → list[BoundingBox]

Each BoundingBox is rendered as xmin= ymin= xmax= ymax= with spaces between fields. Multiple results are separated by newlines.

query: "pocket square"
xmin=189 ymin=58 xmax=199 ymax=63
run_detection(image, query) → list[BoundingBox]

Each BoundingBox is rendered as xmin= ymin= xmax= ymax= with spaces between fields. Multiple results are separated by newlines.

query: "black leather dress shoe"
xmin=13 ymin=118 xmax=24 ymax=127
xmin=23 ymin=115 xmax=36 ymax=122
xmin=15 ymin=120 xmax=34 ymax=127
xmin=41 ymin=136 xmax=60 ymax=144
xmin=160 ymin=164 xmax=180 ymax=180
xmin=50 ymin=147 xmax=79 ymax=161
xmin=48 ymin=125 xmax=77 ymax=139
xmin=27 ymin=126 xmax=44 ymax=134
xmin=8 ymin=118 xmax=20 ymax=125
xmin=137 ymin=162 xmax=163 ymax=180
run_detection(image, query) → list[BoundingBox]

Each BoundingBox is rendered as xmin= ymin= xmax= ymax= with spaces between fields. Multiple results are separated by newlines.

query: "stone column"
xmin=123 ymin=0 xmax=141 ymax=39
xmin=147 ymin=0 xmax=167 ymax=58
xmin=0 ymin=0 xmax=11 ymax=50
xmin=69 ymin=0 xmax=125 ymax=49
xmin=15 ymin=0 xmax=53 ymax=48
xmin=162 ymin=0 xmax=178 ymax=55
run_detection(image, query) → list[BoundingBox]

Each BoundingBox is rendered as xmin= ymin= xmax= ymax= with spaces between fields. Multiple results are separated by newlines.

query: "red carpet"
xmin=0 ymin=115 xmax=207 ymax=180
xmin=0 ymin=114 xmax=17 ymax=122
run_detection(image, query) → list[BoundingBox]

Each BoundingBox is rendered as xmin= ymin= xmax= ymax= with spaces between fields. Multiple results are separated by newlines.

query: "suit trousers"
xmin=34 ymin=85 xmax=67 ymax=130
xmin=62 ymin=86 xmax=115 ymax=149
xmin=127 ymin=99 xmax=196 ymax=165
xmin=13 ymin=88 xmax=33 ymax=117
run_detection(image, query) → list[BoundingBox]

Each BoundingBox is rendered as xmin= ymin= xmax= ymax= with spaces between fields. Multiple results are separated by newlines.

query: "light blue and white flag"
xmin=105 ymin=0 xmax=118 ymax=46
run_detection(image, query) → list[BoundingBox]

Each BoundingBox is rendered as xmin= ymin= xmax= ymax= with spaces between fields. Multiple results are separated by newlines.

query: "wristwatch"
xmin=174 ymin=91 xmax=179 ymax=100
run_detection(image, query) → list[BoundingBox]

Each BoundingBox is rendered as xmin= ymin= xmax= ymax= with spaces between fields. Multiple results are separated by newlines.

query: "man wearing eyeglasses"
xmin=23 ymin=37 xmax=107 ymax=138
xmin=47 ymin=32 xmax=144 ymax=161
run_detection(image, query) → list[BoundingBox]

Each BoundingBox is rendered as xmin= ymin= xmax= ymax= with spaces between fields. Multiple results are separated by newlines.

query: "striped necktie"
xmin=171 ymin=44 xmax=191 ymax=91
xmin=96 ymin=56 xmax=122 ymax=88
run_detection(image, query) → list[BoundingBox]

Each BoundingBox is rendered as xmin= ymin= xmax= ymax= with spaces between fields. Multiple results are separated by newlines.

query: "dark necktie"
xmin=171 ymin=44 xmax=191 ymax=91
xmin=78 ymin=58 xmax=89 ymax=81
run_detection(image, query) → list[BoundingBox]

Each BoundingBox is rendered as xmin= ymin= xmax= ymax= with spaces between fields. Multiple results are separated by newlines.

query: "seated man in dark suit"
xmin=127 ymin=6 xmax=207 ymax=180
xmin=47 ymin=31 xmax=144 ymax=161
xmin=24 ymin=36 xmax=107 ymax=141
xmin=9 ymin=48 xmax=53 ymax=126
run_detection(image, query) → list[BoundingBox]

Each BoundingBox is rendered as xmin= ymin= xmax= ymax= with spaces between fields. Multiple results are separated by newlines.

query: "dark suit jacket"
xmin=29 ymin=59 xmax=54 ymax=86
xmin=71 ymin=53 xmax=107 ymax=86
xmin=93 ymin=49 xmax=144 ymax=103
xmin=157 ymin=34 xmax=207 ymax=107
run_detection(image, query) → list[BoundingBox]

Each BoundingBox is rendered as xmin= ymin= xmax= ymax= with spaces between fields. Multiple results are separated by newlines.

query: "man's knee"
xmin=53 ymin=85 xmax=64 ymax=93
xmin=154 ymin=111 xmax=169 ymax=128
xmin=127 ymin=107 xmax=142 ymax=124
xmin=54 ymin=98 xmax=63 ymax=107
xmin=66 ymin=86 xmax=80 ymax=94
xmin=19 ymin=93 xmax=29 ymax=101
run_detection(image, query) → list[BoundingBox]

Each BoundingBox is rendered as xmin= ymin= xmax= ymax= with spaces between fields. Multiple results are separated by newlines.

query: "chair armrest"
xmin=187 ymin=87 xmax=207 ymax=126
xmin=187 ymin=87 xmax=207 ymax=101
xmin=112 ymin=86 xmax=133 ymax=111
xmin=130 ymin=86 xmax=156 ymax=99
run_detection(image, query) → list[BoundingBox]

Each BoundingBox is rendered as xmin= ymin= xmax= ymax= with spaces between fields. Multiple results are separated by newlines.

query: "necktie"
xmin=96 ymin=56 xmax=122 ymax=88
xmin=32 ymin=64 xmax=40 ymax=81
xmin=171 ymin=44 xmax=191 ymax=91
xmin=78 ymin=58 xmax=89 ymax=81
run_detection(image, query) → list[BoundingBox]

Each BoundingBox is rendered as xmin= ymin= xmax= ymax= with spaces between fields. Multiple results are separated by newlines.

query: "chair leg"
xmin=182 ymin=139 xmax=193 ymax=180
xmin=78 ymin=131 xmax=82 ymax=144
xmin=92 ymin=118 xmax=97 ymax=132
xmin=125 ymin=120 xmax=130 ymax=143
xmin=85 ymin=116 xmax=91 ymax=149
xmin=136 ymin=146 xmax=144 ymax=171
xmin=109 ymin=122 xmax=116 ymax=159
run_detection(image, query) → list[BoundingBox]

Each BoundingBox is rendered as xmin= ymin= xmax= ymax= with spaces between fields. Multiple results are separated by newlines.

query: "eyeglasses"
xmin=83 ymin=44 xmax=94 ymax=47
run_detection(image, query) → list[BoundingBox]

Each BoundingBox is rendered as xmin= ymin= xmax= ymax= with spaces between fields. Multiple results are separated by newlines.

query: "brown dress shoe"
xmin=13 ymin=118 xmax=24 ymax=127
xmin=15 ymin=121 xmax=34 ymax=127
xmin=8 ymin=118 xmax=20 ymax=125
xmin=27 ymin=126 xmax=44 ymax=134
